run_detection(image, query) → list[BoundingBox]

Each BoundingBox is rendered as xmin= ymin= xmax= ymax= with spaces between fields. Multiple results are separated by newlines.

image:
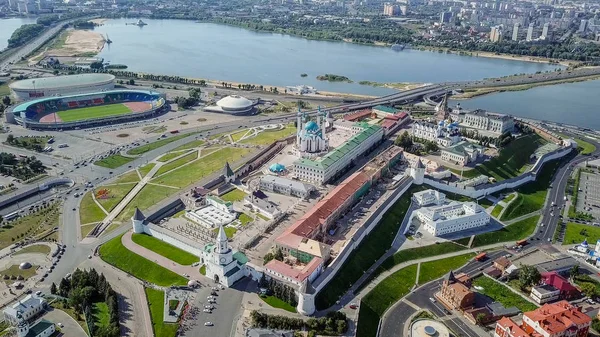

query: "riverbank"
xmin=28 ymin=28 xmax=105 ymax=63
xmin=453 ymin=74 xmax=600 ymax=99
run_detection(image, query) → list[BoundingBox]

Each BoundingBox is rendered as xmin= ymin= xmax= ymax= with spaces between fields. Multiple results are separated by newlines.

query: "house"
xmin=3 ymin=295 xmax=46 ymax=326
xmin=436 ymin=271 xmax=475 ymax=311
xmin=537 ymin=272 xmax=581 ymax=301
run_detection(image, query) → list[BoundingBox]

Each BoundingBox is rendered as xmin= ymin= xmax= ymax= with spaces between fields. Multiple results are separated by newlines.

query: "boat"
xmin=136 ymin=19 xmax=147 ymax=26
xmin=391 ymin=44 xmax=405 ymax=51
xmin=105 ymin=34 xmax=112 ymax=44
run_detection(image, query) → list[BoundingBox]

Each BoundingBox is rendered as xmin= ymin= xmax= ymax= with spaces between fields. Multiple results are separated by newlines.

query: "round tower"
xmin=296 ymin=280 xmax=316 ymax=316
xmin=17 ymin=319 xmax=29 ymax=337
xmin=131 ymin=207 xmax=146 ymax=234
xmin=410 ymin=158 xmax=425 ymax=185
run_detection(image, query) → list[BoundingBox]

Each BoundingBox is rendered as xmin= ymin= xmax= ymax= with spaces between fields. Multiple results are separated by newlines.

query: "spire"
xmin=133 ymin=207 xmax=145 ymax=221
xmin=445 ymin=270 xmax=456 ymax=283
xmin=414 ymin=158 xmax=425 ymax=169
xmin=223 ymin=162 xmax=234 ymax=178
xmin=217 ymin=224 xmax=227 ymax=242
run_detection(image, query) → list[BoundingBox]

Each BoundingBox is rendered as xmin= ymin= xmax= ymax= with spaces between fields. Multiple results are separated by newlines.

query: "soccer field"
xmin=57 ymin=104 xmax=132 ymax=122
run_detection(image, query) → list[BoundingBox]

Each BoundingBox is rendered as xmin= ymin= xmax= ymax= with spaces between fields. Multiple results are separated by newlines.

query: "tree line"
xmin=8 ymin=24 xmax=45 ymax=48
xmin=258 ymin=272 xmax=298 ymax=307
xmin=0 ymin=151 xmax=45 ymax=181
xmin=250 ymin=310 xmax=348 ymax=336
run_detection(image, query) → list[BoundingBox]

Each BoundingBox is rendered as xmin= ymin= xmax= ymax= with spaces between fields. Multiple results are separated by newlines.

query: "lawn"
xmin=0 ymin=82 xmax=10 ymax=96
xmin=230 ymin=130 xmax=249 ymax=142
xmin=138 ymin=163 xmax=156 ymax=177
xmin=94 ymin=154 xmax=134 ymax=169
xmin=417 ymin=254 xmax=475 ymax=284
xmin=379 ymin=242 xmax=466 ymax=272
xmin=491 ymin=205 xmax=504 ymax=218
xmin=504 ymin=194 xmax=516 ymax=203
xmin=116 ymin=184 xmax=179 ymax=222
xmin=152 ymin=147 xmax=251 ymax=188
xmin=213 ymin=226 xmax=237 ymax=238
xmin=356 ymin=302 xmax=381 ymax=337
xmin=92 ymin=302 xmax=110 ymax=329
xmin=315 ymin=185 xmax=425 ymax=310
xmin=109 ymin=170 xmax=140 ymax=184
xmin=361 ymin=264 xmax=418 ymax=317
xmin=471 ymin=215 xmax=539 ymax=247
xmin=81 ymin=223 xmax=98 ymax=238
xmin=241 ymin=125 xmax=295 ymax=146
xmin=157 ymin=150 xmax=192 ymax=163
xmin=221 ymin=189 xmax=248 ymax=202
xmin=57 ymin=103 xmax=132 ymax=122
xmin=200 ymin=265 xmax=206 ymax=275
xmin=0 ymin=264 xmax=38 ymax=280
xmin=127 ymin=133 xmax=196 ymax=156
xmin=79 ymin=191 xmax=107 ymax=224
xmin=145 ymin=288 xmax=179 ymax=337
xmin=260 ymin=295 xmax=297 ymax=313
xmin=239 ymin=213 xmax=253 ymax=225
xmin=562 ymin=222 xmax=600 ymax=245
xmin=172 ymin=139 xmax=205 ymax=151
xmin=132 ymin=233 xmax=199 ymax=265
xmin=574 ymin=138 xmax=597 ymax=155
xmin=96 ymin=183 xmax=137 ymax=212
xmin=0 ymin=204 xmax=60 ymax=250
xmin=168 ymin=299 xmax=179 ymax=311
xmin=99 ymin=234 xmax=188 ymax=286
xmin=155 ymin=151 xmax=198 ymax=176
xmin=14 ymin=244 xmax=50 ymax=256
xmin=473 ymin=276 xmax=538 ymax=312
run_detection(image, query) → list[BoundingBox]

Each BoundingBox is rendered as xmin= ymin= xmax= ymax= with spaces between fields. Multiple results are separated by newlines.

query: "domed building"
xmin=269 ymin=163 xmax=286 ymax=174
xmin=204 ymin=95 xmax=254 ymax=114
xmin=296 ymin=107 xmax=329 ymax=158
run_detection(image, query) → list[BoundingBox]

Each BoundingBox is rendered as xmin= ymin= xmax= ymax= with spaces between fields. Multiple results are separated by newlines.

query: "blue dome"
xmin=305 ymin=121 xmax=319 ymax=132
xmin=583 ymin=239 xmax=589 ymax=247
xmin=269 ymin=163 xmax=286 ymax=172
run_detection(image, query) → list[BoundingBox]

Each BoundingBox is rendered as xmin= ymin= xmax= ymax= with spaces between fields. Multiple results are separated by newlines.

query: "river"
xmin=0 ymin=17 xmax=38 ymax=50
xmin=91 ymin=18 xmax=558 ymax=96
xmin=450 ymin=79 xmax=600 ymax=130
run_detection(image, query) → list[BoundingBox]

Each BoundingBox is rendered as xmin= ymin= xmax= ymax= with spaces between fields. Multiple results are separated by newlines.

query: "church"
xmin=296 ymin=107 xmax=332 ymax=158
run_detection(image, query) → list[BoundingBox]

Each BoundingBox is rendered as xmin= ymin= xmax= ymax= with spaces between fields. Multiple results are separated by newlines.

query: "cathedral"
xmin=296 ymin=107 xmax=331 ymax=158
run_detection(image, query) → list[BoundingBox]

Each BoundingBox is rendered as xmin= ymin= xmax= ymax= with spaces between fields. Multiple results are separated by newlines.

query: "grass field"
xmin=57 ymin=103 xmax=132 ymax=122
xmin=94 ymin=154 xmax=134 ymax=169
xmin=418 ymin=254 xmax=475 ymax=284
xmin=220 ymin=189 xmax=248 ymax=202
xmin=138 ymin=163 xmax=156 ymax=177
xmin=378 ymin=242 xmax=466 ymax=274
xmin=157 ymin=150 xmax=192 ymax=163
xmin=575 ymin=138 xmax=596 ymax=155
xmin=127 ymin=133 xmax=196 ymax=156
xmin=109 ymin=170 xmax=140 ymax=185
xmin=99 ymin=234 xmax=187 ymax=286
xmin=116 ymin=184 xmax=179 ymax=222
xmin=132 ymin=233 xmax=199 ymax=265
xmin=231 ymin=130 xmax=249 ymax=143
xmin=0 ymin=264 xmax=38 ymax=279
xmin=96 ymin=183 xmax=137 ymax=212
xmin=241 ymin=125 xmax=295 ymax=146
xmin=155 ymin=152 xmax=198 ymax=176
xmin=316 ymin=185 xmax=425 ymax=310
xmin=0 ymin=82 xmax=10 ymax=96
xmin=14 ymin=244 xmax=50 ymax=256
xmin=503 ymin=193 xmax=516 ymax=203
xmin=563 ymin=222 xmax=600 ymax=245
xmin=213 ymin=226 xmax=237 ymax=238
xmin=260 ymin=295 xmax=297 ymax=313
xmin=152 ymin=147 xmax=251 ymax=188
xmin=239 ymin=213 xmax=253 ymax=225
xmin=79 ymin=191 xmax=107 ymax=224
xmin=145 ymin=288 xmax=179 ymax=337
xmin=92 ymin=302 xmax=111 ymax=330
xmin=471 ymin=215 xmax=539 ymax=247
xmin=0 ymin=204 xmax=60 ymax=250
xmin=81 ymin=223 xmax=98 ymax=238
xmin=172 ymin=139 xmax=205 ymax=151
xmin=473 ymin=276 xmax=538 ymax=312
xmin=491 ymin=205 xmax=504 ymax=218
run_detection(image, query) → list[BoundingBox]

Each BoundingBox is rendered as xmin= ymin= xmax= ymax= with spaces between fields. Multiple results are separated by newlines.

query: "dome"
xmin=216 ymin=95 xmax=254 ymax=112
xmin=305 ymin=121 xmax=319 ymax=132
xmin=187 ymin=280 xmax=198 ymax=287
xmin=583 ymin=239 xmax=589 ymax=247
xmin=19 ymin=262 xmax=32 ymax=270
xmin=269 ymin=163 xmax=286 ymax=173
xmin=424 ymin=326 xmax=437 ymax=336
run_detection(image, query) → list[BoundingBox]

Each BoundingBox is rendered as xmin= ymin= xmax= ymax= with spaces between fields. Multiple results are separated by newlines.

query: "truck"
xmin=475 ymin=252 xmax=487 ymax=261
xmin=516 ymin=239 xmax=528 ymax=247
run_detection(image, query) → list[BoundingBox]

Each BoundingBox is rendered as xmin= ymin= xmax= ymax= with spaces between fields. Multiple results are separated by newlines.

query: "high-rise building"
xmin=512 ymin=23 xmax=520 ymax=41
xmin=579 ymin=19 xmax=588 ymax=33
xmin=526 ymin=23 xmax=535 ymax=41
xmin=440 ymin=11 xmax=452 ymax=23
xmin=383 ymin=3 xmax=400 ymax=16
xmin=490 ymin=26 xmax=503 ymax=42
xmin=541 ymin=23 xmax=551 ymax=40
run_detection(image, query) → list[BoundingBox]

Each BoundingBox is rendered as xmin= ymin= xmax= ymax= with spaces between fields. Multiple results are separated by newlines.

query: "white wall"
xmin=145 ymin=225 xmax=203 ymax=258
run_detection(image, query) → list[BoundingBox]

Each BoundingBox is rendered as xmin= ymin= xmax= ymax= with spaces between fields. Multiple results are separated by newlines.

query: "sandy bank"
xmin=90 ymin=18 xmax=107 ymax=25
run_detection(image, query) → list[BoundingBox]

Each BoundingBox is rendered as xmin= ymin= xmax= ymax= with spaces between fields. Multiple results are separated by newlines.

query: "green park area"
xmin=172 ymin=139 xmax=205 ymax=151
xmin=473 ymin=276 xmax=538 ymax=312
xmin=99 ymin=234 xmax=188 ymax=286
xmin=81 ymin=223 xmax=98 ymax=238
xmin=316 ymin=185 xmax=425 ymax=310
xmin=458 ymin=134 xmax=546 ymax=181
xmin=563 ymin=222 xmax=600 ymax=245
xmin=239 ymin=213 xmax=254 ymax=225
xmin=110 ymin=170 xmax=140 ymax=184
xmin=116 ymin=184 xmax=179 ymax=222
xmin=155 ymin=151 xmax=198 ymax=176
xmin=0 ymin=204 xmax=60 ymax=250
xmin=139 ymin=163 xmax=156 ymax=177
xmin=221 ymin=189 xmax=248 ymax=202
xmin=558 ymin=133 xmax=596 ymax=155
xmin=131 ymin=233 xmax=199 ymax=265
xmin=152 ymin=147 xmax=251 ymax=188
xmin=14 ymin=244 xmax=50 ymax=256
xmin=231 ymin=130 xmax=249 ymax=143
xmin=127 ymin=133 xmax=195 ymax=156
xmin=241 ymin=125 xmax=295 ymax=146
xmin=213 ymin=226 xmax=237 ymax=238
xmin=491 ymin=205 xmax=504 ymax=218
xmin=503 ymin=193 xmax=516 ymax=203
xmin=260 ymin=295 xmax=297 ymax=313
xmin=79 ymin=191 xmax=107 ymax=224
xmin=94 ymin=154 xmax=134 ymax=169
xmin=157 ymin=150 xmax=192 ymax=163
xmin=470 ymin=215 xmax=539 ymax=247
xmin=145 ymin=288 xmax=180 ymax=337
xmin=96 ymin=183 xmax=137 ymax=212
xmin=0 ymin=264 xmax=38 ymax=281
xmin=57 ymin=103 xmax=132 ymax=122
xmin=378 ymin=242 xmax=466 ymax=274
xmin=417 ymin=253 xmax=475 ymax=284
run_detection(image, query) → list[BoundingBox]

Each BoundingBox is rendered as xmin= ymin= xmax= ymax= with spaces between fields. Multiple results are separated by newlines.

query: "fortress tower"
xmin=132 ymin=207 xmax=146 ymax=234
xmin=409 ymin=158 xmax=425 ymax=185
xmin=297 ymin=279 xmax=316 ymax=316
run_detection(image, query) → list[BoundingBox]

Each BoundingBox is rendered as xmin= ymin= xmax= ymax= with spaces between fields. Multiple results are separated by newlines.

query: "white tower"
xmin=595 ymin=239 xmax=600 ymax=254
xmin=410 ymin=158 xmax=425 ymax=185
xmin=132 ymin=207 xmax=145 ymax=234
xmin=223 ymin=162 xmax=235 ymax=183
xmin=296 ymin=279 xmax=316 ymax=316
xmin=215 ymin=225 xmax=232 ymax=265
xmin=296 ymin=107 xmax=304 ymax=145
xmin=325 ymin=110 xmax=334 ymax=128
xmin=17 ymin=318 xmax=29 ymax=337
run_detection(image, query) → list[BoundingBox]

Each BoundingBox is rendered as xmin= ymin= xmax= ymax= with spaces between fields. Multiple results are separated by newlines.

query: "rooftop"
xmin=4 ymin=294 xmax=45 ymax=317
xmin=265 ymin=257 xmax=323 ymax=283
xmin=373 ymin=105 xmax=399 ymax=114
xmin=524 ymin=300 xmax=591 ymax=334
xmin=27 ymin=319 xmax=54 ymax=337
xmin=10 ymin=73 xmax=115 ymax=90
xmin=260 ymin=175 xmax=315 ymax=194
xmin=443 ymin=141 xmax=483 ymax=156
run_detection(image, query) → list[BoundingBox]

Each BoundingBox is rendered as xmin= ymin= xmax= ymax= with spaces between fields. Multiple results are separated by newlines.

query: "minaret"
xmin=296 ymin=106 xmax=303 ymax=146
xmin=132 ymin=207 xmax=145 ymax=234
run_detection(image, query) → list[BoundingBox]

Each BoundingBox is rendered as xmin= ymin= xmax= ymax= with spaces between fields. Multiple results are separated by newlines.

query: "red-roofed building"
xmin=541 ymin=272 xmax=581 ymax=300
xmin=264 ymin=258 xmax=324 ymax=286
xmin=343 ymin=109 xmax=374 ymax=122
xmin=494 ymin=301 xmax=591 ymax=337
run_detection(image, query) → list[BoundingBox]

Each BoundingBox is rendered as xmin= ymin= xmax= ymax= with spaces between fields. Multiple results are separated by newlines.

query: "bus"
xmin=475 ymin=252 xmax=487 ymax=261
xmin=516 ymin=239 xmax=528 ymax=247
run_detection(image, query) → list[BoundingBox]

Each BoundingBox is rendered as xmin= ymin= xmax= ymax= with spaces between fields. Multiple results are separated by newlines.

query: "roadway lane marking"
xmin=403 ymin=299 xmax=420 ymax=311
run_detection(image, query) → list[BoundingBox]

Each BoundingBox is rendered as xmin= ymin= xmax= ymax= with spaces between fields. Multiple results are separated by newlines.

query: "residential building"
xmin=526 ymin=23 xmax=535 ymax=42
xmin=538 ymin=272 xmax=580 ymax=300
xmin=416 ymin=201 xmax=490 ymax=236
xmin=244 ymin=192 xmax=282 ymax=219
xmin=440 ymin=11 xmax=452 ymax=23
xmin=512 ymin=23 xmax=520 ymax=41
xmin=495 ymin=317 xmax=530 ymax=337
xmin=459 ymin=110 xmax=514 ymax=134
xmin=413 ymin=189 xmax=446 ymax=207
xmin=436 ymin=271 xmax=475 ymax=310
xmin=259 ymin=175 xmax=316 ymax=199
xmin=383 ymin=3 xmax=399 ymax=16
xmin=541 ymin=23 xmax=551 ymax=40
xmin=3 ymin=295 xmax=46 ymax=325
xmin=530 ymin=285 xmax=561 ymax=305
xmin=441 ymin=141 xmax=483 ymax=166
xmin=490 ymin=26 xmax=503 ymax=42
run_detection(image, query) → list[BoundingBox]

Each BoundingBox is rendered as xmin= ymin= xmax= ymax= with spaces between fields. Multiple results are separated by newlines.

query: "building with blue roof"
xmin=296 ymin=107 xmax=329 ymax=159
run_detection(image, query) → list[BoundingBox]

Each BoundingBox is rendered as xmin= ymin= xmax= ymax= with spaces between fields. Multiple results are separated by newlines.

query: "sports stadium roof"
xmin=216 ymin=95 xmax=253 ymax=110
xmin=10 ymin=74 xmax=115 ymax=90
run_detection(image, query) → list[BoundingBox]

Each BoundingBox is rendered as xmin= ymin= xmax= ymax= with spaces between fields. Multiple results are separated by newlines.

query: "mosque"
xmin=296 ymin=107 xmax=333 ymax=158
xmin=568 ymin=238 xmax=600 ymax=268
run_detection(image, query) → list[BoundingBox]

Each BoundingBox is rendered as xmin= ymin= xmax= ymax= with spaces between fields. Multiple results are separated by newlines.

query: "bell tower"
xmin=214 ymin=225 xmax=232 ymax=265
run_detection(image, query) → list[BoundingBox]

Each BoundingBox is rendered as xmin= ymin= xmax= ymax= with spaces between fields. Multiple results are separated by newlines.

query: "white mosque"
xmin=296 ymin=107 xmax=332 ymax=158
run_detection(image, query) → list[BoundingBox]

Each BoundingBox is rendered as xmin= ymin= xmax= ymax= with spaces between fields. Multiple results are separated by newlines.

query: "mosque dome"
xmin=269 ymin=163 xmax=286 ymax=173
xmin=305 ymin=121 xmax=319 ymax=132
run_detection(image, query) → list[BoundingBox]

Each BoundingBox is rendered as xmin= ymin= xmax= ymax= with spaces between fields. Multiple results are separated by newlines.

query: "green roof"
xmin=204 ymin=243 xmax=215 ymax=253
xmin=444 ymin=141 xmax=483 ymax=156
xmin=233 ymin=251 xmax=249 ymax=265
xmin=294 ymin=123 xmax=382 ymax=170
xmin=27 ymin=320 xmax=54 ymax=337
xmin=207 ymin=195 xmax=233 ymax=207
xmin=10 ymin=73 xmax=115 ymax=90
xmin=373 ymin=105 xmax=398 ymax=114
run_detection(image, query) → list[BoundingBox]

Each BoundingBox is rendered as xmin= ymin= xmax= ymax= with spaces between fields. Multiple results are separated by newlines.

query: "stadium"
xmin=5 ymin=90 xmax=169 ymax=130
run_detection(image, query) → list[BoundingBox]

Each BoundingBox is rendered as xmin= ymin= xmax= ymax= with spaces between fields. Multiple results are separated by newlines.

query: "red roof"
xmin=496 ymin=317 xmax=529 ymax=337
xmin=384 ymin=114 xmax=401 ymax=121
xmin=343 ymin=109 xmax=372 ymax=121
xmin=381 ymin=119 xmax=397 ymax=129
xmin=396 ymin=112 xmax=408 ymax=120
xmin=265 ymin=257 xmax=323 ymax=283
xmin=524 ymin=300 xmax=591 ymax=335
xmin=541 ymin=272 xmax=579 ymax=294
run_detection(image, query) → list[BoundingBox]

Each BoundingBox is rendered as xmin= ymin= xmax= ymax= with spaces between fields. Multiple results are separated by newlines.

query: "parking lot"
xmin=576 ymin=171 xmax=600 ymax=220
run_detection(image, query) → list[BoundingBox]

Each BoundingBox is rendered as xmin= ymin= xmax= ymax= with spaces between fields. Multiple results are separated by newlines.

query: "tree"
xmin=518 ymin=265 xmax=541 ymax=290
xmin=570 ymin=265 xmax=580 ymax=278
xmin=475 ymin=313 xmax=486 ymax=325
xmin=580 ymin=282 xmax=597 ymax=298
xmin=395 ymin=131 xmax=413 ymax=149
xmin=274 ymin=248 xmax=284 ymax=261
xmin=50 ymin=282 xmax=57 ymax=295
xmin=2 ymin=96 xmax=10 ymax=106
xmin=6 ymin=134 xmax=14 ymax=144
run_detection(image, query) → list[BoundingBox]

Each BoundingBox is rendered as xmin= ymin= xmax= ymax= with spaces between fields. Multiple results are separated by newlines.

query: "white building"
xmin=416 ymin=201 xmax=490 ymax=236
xmin=530 ymin=285 xmax=561 ymax=304
xmin=285 ymin=85 xmax=317 ymax=95
xmin=9 ymin=74 xmax=115 ymax=102
xmin=294 ymin=122 xmax=383 ymax=184
xmin=458 ymin=110 xmax=514 ymax=135
xmin=411 ymin=120 xmax=460 ymax=147
xmin=201 ymin=225 xmax=249 ymax=287
xmin=441 ymin=141 xmax=483 ymax=166
xmin=259 ymin=175 xmax=316 ymax=199
xmin=3 ymin=295 xmax=46 ymax=326
xmin=296 ymin=108 xmax=329 ymax=158
xmin=16 ymin=319 xmax=55 ymax=337
xmin=244 ymin=193 xmax=282 ymax=219
xmin=184 ymin=195 xmax=236 ymax=229
xmin=413 ymin=189 xmax=446 ymax=206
